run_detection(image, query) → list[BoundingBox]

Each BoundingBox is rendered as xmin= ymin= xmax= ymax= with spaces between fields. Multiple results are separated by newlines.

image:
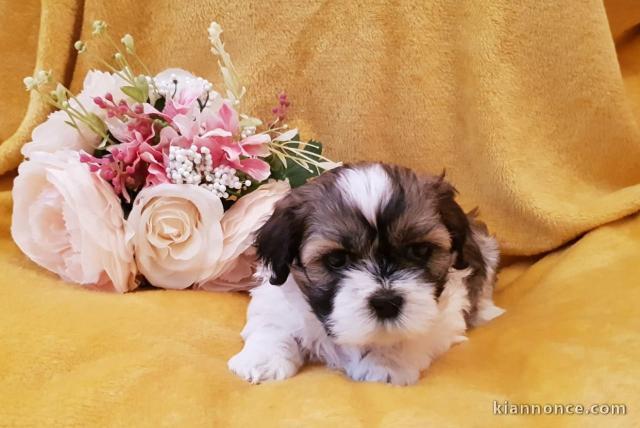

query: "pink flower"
xmin=141 ymin=143 xmax=170 ymax=187
xmin=196 ymin=102 xmax=272 ymax=181
xmin=198 ymin=180 xmax=291 ymax=292
xmin=158 ymin=125 xmax=190 ymax=149
xmin=95 ymin=97 xmax=157 ymax=144
xmin=150 ymin=99 xmax=272 ymax=182
xmin=80 ymin=135 xmax=169 ymax=202
xmin=11 ymin=151 xmax=136 ymax=292
xmin=154 ymin=68 xmax=222 ymax=119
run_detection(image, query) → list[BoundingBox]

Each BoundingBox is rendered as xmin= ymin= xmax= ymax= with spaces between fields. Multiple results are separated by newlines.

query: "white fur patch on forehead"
xmin=337 ymin=164 xmax=392 ymax=225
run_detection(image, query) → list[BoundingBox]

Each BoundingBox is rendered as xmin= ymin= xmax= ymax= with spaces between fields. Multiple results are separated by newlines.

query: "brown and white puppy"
xmin=228 ymin=162 xmax=504 ymax=385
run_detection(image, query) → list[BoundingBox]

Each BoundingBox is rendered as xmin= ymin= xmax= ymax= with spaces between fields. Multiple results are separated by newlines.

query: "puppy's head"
xmin=255 ymin=162 xmax=470 ymax=346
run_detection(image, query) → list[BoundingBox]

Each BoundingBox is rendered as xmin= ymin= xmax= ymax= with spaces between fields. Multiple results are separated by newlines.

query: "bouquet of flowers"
xmin=12 ymin=20 xmax=338 ymax=293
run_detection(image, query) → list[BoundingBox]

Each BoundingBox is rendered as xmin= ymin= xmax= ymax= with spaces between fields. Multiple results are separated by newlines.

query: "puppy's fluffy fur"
xmin=229 ymin=162 xmax=504 ymax=385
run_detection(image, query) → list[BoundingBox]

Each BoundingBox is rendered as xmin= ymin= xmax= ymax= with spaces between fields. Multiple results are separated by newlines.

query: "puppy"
xmin=228 ymin=162 xmax=504 ymax=385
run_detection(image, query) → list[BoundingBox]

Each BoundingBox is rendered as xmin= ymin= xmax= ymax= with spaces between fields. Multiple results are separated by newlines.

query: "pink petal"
xmin=242 ymin=134 xmax=271 ymax=145
xmin=219 ymin=102 xmax=239 ymax=132
xmin=142 ymin=103 xmax=171 ymax=121
xmin=201 ymin=128 xmax=233 ymax=138
xmin=235 ymin=158 xmax=271 ymax=181
xmin=172 ymin=114 xmax=198 ymax=139
xmin=193 ymin=136 xmax=225 ymax=161
xmin=240 ymin=134 xmax=271 ymax=157
xmin=161 ymin=99 xmax=198 ymax=119
xmin=139 ymin=142 xmax=164 ymax=162
xmin=145 ymin=163 xmax=170 ymax=187
xmin=221 ymin=142 xmax=243 ymax=161
xmin=205 ymin=101 xmax=239 ymax=134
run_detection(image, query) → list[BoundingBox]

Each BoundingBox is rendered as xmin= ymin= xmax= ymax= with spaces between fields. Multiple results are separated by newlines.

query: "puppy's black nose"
xmin=369 ymin=291 xmax=404 ymax=320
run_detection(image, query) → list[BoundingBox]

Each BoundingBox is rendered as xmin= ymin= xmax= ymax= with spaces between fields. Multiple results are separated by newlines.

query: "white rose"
xmin=126 ymin=183 xmax=224 ymax=289
xmin=11 ymin=151 xmax=136 ymax=292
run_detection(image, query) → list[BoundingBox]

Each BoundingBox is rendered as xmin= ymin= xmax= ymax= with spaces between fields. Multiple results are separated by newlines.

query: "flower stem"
xmin=130 ymin=51 xmax=160 ymax=93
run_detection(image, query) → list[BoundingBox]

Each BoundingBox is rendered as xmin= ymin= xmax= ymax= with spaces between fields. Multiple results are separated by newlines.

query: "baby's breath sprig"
xmin=119 ymin=33 xmax=160 ymax=95
xmin=75 ymin=20 xmax=158 ymax=103
xmin=167 ymin=145 xmax=252 ymax=199
xmin=23 ymin=70 xmax=111 ymax=146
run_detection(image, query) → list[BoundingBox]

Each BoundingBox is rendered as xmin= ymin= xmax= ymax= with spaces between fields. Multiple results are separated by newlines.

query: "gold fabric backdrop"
xmin=1 ymin=1 xmax=639 ymax=426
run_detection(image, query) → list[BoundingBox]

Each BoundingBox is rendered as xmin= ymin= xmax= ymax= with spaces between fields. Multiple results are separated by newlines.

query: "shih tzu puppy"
xmin=228 ymin=162 xmax=504 ymax=385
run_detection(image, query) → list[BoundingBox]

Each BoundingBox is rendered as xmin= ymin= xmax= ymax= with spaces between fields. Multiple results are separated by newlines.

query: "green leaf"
xmin=121 ymin=85 xmax=146 ymax=103
xmin=286 ymin=167 xmax=315 ymax=187
xmin=85 ymin=113 xmax=107 ymax=135
xmin=307 ymin=140 xmax=322 ymax=149
xmin=139 ymin=83 xmax=149 ymax=102
xmin=305 ymin=140 xmax=323 ymax=155
xmin=275 ymin=151 xmax=287 ymax=168
xmin=267 ymin=154 xmax=286 ymax=180
xmin=275 ymin=139 xmax=325 ymax=187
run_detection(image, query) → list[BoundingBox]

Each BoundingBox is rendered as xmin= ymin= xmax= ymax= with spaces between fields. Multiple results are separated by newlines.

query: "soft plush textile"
xmin=1 ymin=0 xmax=639 ymax=426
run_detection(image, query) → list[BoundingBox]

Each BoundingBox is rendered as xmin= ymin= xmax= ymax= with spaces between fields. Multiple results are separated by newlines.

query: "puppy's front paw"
xmin=345 ymin=356 xmax=420 ymax=386
xmin=228 ymin=346 xmax=300 ymax=384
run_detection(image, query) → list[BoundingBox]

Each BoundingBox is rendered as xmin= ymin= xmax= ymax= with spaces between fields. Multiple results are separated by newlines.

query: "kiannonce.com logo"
xmin=493 ymin=400 xmax=628 ymax=416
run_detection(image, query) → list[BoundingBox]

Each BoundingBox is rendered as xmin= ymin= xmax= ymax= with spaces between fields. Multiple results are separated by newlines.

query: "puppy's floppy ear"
xmin=434 ymin=173 xmax=471 ymax=269
xmin=255 ymin=192 xmax=305 ymax=285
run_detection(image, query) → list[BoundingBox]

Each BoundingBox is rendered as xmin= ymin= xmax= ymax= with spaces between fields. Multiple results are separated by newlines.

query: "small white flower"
xmin=92 ymin=20 xmax=107 ymax=35
xmin=50 ymin=83 xmax=67 ymax=103
xmin=208 ymin=22 xmax=223 ymax=41
xmin=166 ymin=144 xmax=250 ymax=199
xmin=34 ymin=70 xmax=52 ymax=86
xmin=74 ymin=40 xmax=87 ymax=54
xmin=23 ymin=76 xmax=36 ymax=91
xmin=240 ymin=126 xmax=256 ymax=139
xmin=121 ymin=34 xmax=135 ymax=53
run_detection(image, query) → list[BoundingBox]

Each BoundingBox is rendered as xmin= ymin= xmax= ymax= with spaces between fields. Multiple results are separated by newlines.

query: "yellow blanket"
xmin=1 ymin=0 xmax=639 ymax=426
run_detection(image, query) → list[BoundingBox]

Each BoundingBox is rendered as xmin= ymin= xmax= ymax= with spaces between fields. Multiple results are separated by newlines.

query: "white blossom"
xmin=167 ymin=145 xmax=250 ymax=199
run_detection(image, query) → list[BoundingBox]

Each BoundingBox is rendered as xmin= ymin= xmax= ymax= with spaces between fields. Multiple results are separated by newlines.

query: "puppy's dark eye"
xmin=406 ymin=243 xmax=433 ymax=260
xmin=324 ymin=250 xmax=350 ymax=270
